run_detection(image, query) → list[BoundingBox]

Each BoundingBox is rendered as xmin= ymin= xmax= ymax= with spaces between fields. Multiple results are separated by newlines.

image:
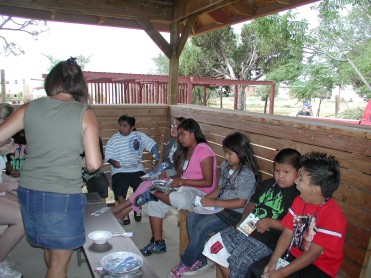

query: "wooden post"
xmin=1 ymin=70 xmax=6 ymax=103
xmin=178 ymin=210 xmax=189 ymax=256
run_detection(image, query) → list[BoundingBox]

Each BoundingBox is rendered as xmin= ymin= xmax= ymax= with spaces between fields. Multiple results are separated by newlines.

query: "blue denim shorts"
xmin=18 ymin=186 xmax=87 ymax=250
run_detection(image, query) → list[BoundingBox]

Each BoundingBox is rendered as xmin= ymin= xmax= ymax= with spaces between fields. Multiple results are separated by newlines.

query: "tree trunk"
xmin=346 ymin=55 xmax=371 ymax=91
xmin=317 ymin=98 xmax=323 ymax=117
xmin=264 ymin=96 xmax=268 ymax=114
xmin=238 ymin=86 xmax=246 ymax=111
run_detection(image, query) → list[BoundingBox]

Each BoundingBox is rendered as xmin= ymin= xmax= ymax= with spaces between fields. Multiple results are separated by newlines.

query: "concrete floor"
xmin=3 ymin=208 xmax=216 ymax=278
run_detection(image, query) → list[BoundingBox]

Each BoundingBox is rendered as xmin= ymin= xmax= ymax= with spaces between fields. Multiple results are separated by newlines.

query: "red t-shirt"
xmin=282 ymin=196 xmax=346 ymax=277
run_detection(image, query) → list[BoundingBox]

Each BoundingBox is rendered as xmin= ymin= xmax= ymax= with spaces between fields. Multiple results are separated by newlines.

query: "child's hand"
xmin=9 ymin=169 xmax=20 ymax=178
xmin=170 ymin=177 xmax=183 ymax=188
xmin=110 ymin=160 xmax=121 ymax=168
xmin=158 ymin=171 xmax=167 ymax=179
xmin=200 ymin=197 xmax=215 ymax=207
xmin=0 ymin=138 xmax=14 ymax=154
xmin=4 ymin=181 xmax=19 ymax=192
xmin=262 ymin=261 xmax=277 ymax=277
xmin=261 ymin=270 xmax=282 ymax=278
xmin=255 ymin=218 xmax=270 ymax=233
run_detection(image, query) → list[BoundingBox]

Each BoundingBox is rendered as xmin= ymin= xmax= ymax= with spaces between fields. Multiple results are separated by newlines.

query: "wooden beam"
xmin=231 ymin=0 xmax=256 ymax=16
xmin=168 ymin=23 xmax=180 ymax=105
xmin=0 ymin=5 xmax=170 ymax=32
xmin=175 ymin=14 xmax=198 ymax=57
xmin=97 ymin=16 xmax=105 ymax=25
xmin=275 ymin=0 xmax=292 ymax=5
xmin=135 ymin=19 xmax=171 ymax=59
xmin=0 ymin=0 xmax=171 ymax=22
xmin=208 ymin=9 xmax=229 ymax=24
xmin=173 ymin=0 xmax=240 ymax=22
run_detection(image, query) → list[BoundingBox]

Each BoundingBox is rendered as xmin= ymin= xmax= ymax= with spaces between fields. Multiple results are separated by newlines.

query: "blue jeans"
xmin=181 ymin=212 xmax=228 ymax=267
xmin=220 ymin=227 xmax=272 ymax=278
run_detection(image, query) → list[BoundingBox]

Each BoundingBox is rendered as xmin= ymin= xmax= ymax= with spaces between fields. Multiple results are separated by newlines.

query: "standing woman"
xmin=0 ymin=58 xmax=102 ymax=278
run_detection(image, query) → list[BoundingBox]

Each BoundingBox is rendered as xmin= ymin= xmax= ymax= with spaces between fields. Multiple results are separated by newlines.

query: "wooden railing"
xmin=90 ymin=104 xmax=371 ymax=278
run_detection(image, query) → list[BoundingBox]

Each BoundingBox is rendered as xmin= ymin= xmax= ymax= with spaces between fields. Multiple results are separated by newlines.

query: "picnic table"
xmin=80 ymin=196 xmax=159 ymax=277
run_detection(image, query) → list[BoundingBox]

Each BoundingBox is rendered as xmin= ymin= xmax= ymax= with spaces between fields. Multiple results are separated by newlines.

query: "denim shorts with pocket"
xmin=18 ymin=186 xmax=87 ymax=250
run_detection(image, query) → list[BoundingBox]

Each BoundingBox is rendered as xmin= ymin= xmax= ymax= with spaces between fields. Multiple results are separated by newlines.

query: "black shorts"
xmin=86 ymin=170 xmax=109 ymax=199
xmin=112 ymin=171 xmax=145 ymax=200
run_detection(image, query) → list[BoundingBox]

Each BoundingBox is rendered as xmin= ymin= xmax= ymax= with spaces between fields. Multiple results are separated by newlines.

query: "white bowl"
xmin=88 ymin=230 xmax=112 ymax=244
xmin=100 ymin=251 xmax=143 ymax=276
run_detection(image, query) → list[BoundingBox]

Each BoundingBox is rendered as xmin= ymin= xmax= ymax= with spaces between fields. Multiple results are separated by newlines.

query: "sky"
xmin=0 ymin=3 xmax=318 ymax=82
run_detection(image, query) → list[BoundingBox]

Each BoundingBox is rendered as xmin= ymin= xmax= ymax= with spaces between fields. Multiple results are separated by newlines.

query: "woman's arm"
xmin=82 ymin=109 xmax=102 ymax=172
xmin=172 ymin=156 xmax=214 ymax=188
xmin=0 ymin=105 xmax=27 ymax=145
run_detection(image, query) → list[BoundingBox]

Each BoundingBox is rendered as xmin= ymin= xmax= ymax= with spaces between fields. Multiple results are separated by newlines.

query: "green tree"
xmin=305 ymin=0 xmax=371 ymax=98
xmin=184 ymin=13 xmax=307 ymax=110
xmin=0 ymin=15 xmax=48 ymax=56
xmin=152 ymin=53 xmax=169 ymax=75
xmin=291 ymin=62 xmax=336 ymax=116
xmin=339 ymin=40 xmax=371 ymax=100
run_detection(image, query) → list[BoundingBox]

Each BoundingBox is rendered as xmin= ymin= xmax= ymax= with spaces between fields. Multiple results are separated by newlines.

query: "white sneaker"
xmin=0 ymin=261 xmax=23 ymax=278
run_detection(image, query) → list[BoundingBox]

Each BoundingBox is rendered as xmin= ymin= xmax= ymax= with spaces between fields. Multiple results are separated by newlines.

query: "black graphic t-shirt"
xmin=6 ymin=131 xmax=27 ymax=175
xmin=250 ymin=178 xmax=299 ymax=250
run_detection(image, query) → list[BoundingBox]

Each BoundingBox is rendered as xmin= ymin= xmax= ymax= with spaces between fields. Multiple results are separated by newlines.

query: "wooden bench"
xmin=90 ymin=104 xmax=371 ymax=278
xmin=169 ymin=104 xmax=370 ymax=278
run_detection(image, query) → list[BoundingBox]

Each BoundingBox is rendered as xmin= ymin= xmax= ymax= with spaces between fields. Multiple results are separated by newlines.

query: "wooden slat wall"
xmin=170 ymin=104 xmax=371 ymax=278
xmin=89 ymin=104 xmax=370 ymax=277
xmin=90 ymin=104 xmax=171 ymax=178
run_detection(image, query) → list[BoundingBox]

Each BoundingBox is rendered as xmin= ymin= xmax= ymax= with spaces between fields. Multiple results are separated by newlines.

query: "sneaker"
xmin=183 ymin=260 xmax=208 ymax=275
xmin=168 ymin=261 xmax=189 ymax=278
xmin=123 ymin=215 xmax=130 ymax=226
xmin=0 ymin=261 xmax=23 ymax=278
xmin=134 ymin=208 xmax=142 ymax=222
xmin=134 ymin=187 xmax=158 ymax=207
xmin=140 ymin=240 xmax=166 ymax=256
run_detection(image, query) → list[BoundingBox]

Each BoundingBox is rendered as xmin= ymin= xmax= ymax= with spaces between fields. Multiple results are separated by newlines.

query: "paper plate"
xmin=100 ymin=251 xmax=143 ymax=276
xmin=151 ymin=180 xmax=175 ymax=193
xmin=194 ymin=206 xmax=224 ymax=215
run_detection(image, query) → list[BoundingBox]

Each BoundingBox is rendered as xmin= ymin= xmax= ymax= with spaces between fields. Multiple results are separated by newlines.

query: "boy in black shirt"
xmin=203 ymin=148 xmax=301 ymax=278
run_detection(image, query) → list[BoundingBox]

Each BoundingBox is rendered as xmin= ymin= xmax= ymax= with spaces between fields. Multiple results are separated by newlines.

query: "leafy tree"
xmin=183 ymin=13 xmax=307 ymax=110
xmin=290 ymin=62 xmax=336 ymax=116
xmin=0 ymin=15 xmax=48 ymax=56
xmin=305 ymin=0 xmax=371 ymax=98
xmin=339 ymin=40 xmax=371 ymax=100
xmin=43 ymin=54 xmax=92 ymax=71
xmin=152 ymin=53 xmax=169 ymax=75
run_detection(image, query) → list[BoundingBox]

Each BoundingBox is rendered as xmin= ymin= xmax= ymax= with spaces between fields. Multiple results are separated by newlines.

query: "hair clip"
xmin=67 ymin=57 xmax=77 ymax=65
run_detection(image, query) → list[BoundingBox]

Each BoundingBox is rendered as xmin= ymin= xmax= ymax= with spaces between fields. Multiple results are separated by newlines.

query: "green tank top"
xmin=20 ymin=97 xmax=85 ymax=194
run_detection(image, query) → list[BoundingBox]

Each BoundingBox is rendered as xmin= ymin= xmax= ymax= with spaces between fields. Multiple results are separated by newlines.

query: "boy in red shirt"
xmin=249 ymin=152 xmax=346 ymax=278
